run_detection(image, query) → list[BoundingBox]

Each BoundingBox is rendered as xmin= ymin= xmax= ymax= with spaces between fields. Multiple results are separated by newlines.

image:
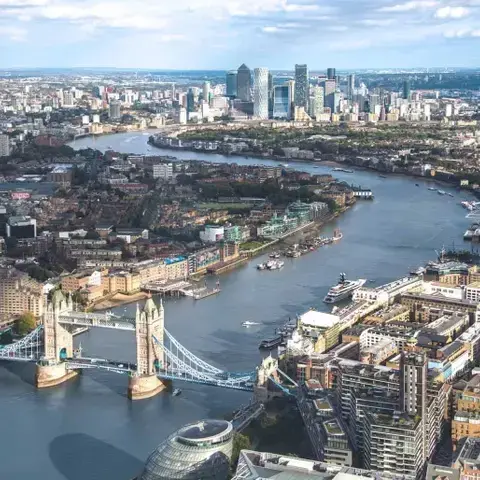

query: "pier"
xmin=194 ymin=281 xmax=221 ymax=300
xmin=142 ymin=280 xmax=192 ymax=297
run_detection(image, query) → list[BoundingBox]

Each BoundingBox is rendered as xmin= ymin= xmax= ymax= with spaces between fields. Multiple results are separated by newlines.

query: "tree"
xmin=231 ymin=433 xmax=251 ymax=466
xmin=16 ymin=312 xmax=37 ymax=336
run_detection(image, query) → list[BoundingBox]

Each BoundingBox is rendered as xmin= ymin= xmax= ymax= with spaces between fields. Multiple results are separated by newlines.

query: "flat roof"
xmin=300 ymin=310 xmax=339 ymax=329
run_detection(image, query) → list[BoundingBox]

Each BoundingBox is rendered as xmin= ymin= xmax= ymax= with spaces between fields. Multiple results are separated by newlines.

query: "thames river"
xmin=0 ymin=132 xmax=476 ymax=479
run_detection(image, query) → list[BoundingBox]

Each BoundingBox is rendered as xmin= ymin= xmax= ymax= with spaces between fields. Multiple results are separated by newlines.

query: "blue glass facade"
xmin=273 ymin=85 xmax=291 ymax=119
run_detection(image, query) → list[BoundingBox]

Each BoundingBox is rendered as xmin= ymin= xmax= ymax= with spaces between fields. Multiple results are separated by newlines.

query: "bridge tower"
xmin=128 ymin=297 xmax=165 ymax=400
xmin=36 ymin=290 xmax=78 ymax=388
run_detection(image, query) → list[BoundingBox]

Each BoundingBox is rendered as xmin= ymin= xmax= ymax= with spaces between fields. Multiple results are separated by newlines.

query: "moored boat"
xmin=323 ymin=273 xmax=367 ymax=303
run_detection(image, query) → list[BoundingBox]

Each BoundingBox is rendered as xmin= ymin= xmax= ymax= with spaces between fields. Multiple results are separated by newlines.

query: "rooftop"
xmin=300 ymin=309 xmax=340 ymax=329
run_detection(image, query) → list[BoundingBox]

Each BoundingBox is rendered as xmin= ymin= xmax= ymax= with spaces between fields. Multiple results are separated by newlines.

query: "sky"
xmin=0 ymin=0 xmax=479 ymax=69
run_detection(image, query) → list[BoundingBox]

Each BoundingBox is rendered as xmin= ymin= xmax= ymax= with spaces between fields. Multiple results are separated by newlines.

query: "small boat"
xmin=415 ymin=183 xmax=419 ymax=187
xmin=242 ymin=321 xmax=259 ymax=327
xmin=269 ymin=252 xmax=280 ymax=259
xmin=447 ymin=192 xmax=454 ymax=197
xmin=268 ymin=260 xmax=284 ymax=270
xmin=379 ymin=175 xmax=387 ymax=179
xmin=173 ymin=388 xmax=182 ymax=396
xmin=257 ymin=263 xmax=266 ymax=270
xmin=437 ymin=190 xmax=446 ymax=195
xmin=428 ymin=187 xmax=436 ymax=191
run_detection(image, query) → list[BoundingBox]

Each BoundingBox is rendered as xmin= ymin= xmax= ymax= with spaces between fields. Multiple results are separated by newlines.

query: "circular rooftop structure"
xmin=138 ymin=420 xmax=234 ymax=480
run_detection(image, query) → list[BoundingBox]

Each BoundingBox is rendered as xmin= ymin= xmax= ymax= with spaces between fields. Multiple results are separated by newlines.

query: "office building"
xmin=0 ymin=134 xmax=10 ymax=157
xmin=6 ymin=216 xmax=37 ymax=238
xmin=237 ymin=64 xmax=252 ymax=102
xmin=310 ymin=86 xmax=324 ymax=119
xmin=347 ymin=74 xmax=355 ymax=100
xmin=272 ymin=84 xmax=292 ymax=119
xmin=226 ymin=71 xmax=237 ymax=98
xmin=403 ymin=80 xmax=411 ymax=100
xmin=294 ymin=64 xmax=309 ymax=110
xmin=136 ymin=419 xmax=233 ymax=480
xmin=327 ymin=68 xmax=336 ymax=80
xmin=186 ymin=88 xmax=195 ymax=115
xmin=109 ymin=101 xmax=121 ymax=119
xmin=178 ymin=107 xmax=187 ymax=125
xmin=202 ymin=81 xmax=210 ymax=103
xmin=152 ymin=163 xmax=173 ymax=180
xmin=0 ymin=267 xmax=44 ymax=323
xmin=253 ymin=68 xmax=269 ymax=120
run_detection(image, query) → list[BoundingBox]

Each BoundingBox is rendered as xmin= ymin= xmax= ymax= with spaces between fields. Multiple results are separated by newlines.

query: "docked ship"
xmin=259 ymin=336 xmax=284 ymax=350
xmin=323 ymin=273 xmax=367 ymax=303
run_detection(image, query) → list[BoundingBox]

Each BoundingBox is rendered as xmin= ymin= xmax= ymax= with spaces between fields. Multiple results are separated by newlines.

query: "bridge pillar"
xmin=253 ymin=355 xmax=282 ymax=402
xmin=129 ymin=297 xmax=166 ymax=400
xmin=36 ymin=290 xmax=77 ymax=388
xmin=36 ymin=360 xmax=79 ymax=388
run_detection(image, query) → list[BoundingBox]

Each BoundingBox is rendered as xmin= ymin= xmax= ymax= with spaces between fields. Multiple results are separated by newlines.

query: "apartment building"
xmin=0 ymin=267 xmax=44 ymax=322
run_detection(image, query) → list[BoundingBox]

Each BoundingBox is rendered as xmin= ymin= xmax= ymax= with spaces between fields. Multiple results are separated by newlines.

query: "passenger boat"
xmin=259 ymin=336 xmax=283 ymax=350
xmin=323 ymin=273 xmax=367 ymax=303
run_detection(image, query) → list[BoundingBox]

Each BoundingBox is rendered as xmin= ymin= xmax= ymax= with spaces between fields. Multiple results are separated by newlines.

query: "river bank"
xmin=147 ymin=137 xmax=467 ymax=192
xmin=91 ymin=292 xmax=150 ymax=311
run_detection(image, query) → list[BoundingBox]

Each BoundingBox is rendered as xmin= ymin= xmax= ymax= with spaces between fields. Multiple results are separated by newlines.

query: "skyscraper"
xmin=202 ymin=81 xmax=210 ymax=103
xmin=327 ymin=68 xmax=336 ymax=80
xmin=237 ymin=64 xmax=252 ymax=102
xmin=311 ymin=86 xmax=324 ymax=119
xmin=403 ymin=79 xmax=411 ymax=100
xmin=294 ymin=64 xmax=309 ymax=110
xmin=0 ymin=134 xmax=10 ymax=157
xmin=253 ymin=68 xmax=269 ymax=119
xmin=226 ymin=71 xmax=237 ymax=98
xmin=272 ymin=83 xmax=292 ymax=119
xmin=347 ymin=74 xmax=355 ymax=101
xmin=186 ymin=88 xmax=195 ymax=114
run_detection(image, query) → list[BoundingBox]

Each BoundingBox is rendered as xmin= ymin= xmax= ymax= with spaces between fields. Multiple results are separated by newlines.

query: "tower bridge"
xmin=0 ymin=290 xmax=292 ymax=400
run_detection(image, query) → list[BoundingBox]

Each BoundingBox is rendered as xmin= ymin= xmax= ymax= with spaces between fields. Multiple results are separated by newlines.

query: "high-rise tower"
xmin=294 ymin=64 xmax=309 ymax=110
xmin=253 ymin=68 xmax=269 ymax=120
xmin=237 ymin=64 xmax=252 ymax=102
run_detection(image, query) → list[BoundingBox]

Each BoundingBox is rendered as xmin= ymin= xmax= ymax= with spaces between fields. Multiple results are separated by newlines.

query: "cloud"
xmin=262 ymin=26 xmax=280 ymax=32
xmin=0 ymin=25 xmax=27 ymax=41
xmin=444 ymin=27 xmax=480 ymax=37
xmin=360 ymin=18 xmax=395 ymax=26
xmin=379 ymin=1 xmax=437 ymax=12
xmin=435 ymin=6 xmax=469 ymax=18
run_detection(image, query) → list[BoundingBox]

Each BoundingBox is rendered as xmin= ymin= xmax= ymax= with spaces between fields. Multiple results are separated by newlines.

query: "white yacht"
xmin=242 ymin=321 xmax=259 ymax=327
xmin=323 ymin=273 xmax=367 ymax=303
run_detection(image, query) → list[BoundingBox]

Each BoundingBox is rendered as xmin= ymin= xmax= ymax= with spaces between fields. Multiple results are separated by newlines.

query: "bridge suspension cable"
xmin=0 ymin=325 xmax=43 ymax=362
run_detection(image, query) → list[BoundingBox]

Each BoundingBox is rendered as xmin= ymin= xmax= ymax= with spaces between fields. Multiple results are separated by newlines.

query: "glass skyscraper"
xmin=236 ymin=64 xmax=251 ymax=102
xmin=226 ymin=71 xmax=237 ymax=98
xmin=273 ymin=84 xmax=292 ymax=119
xmin=253 ymin=68 xmax=269 ymax=119
xmin=294 ymin=64 xmax=309 ymax=110
xmin=327 ymin=67 xmax=336 ymax=80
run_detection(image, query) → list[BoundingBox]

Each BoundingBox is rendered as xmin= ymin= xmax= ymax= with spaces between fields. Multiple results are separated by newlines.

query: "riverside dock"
xmin=194 ymin=281 xmax=221 ymax=300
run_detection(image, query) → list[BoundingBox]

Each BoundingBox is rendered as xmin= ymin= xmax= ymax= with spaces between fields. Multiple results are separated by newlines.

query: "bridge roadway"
xmin=66 ymin=357 xmax=255 ymax=391
xmin=58 ymin=311 xmax=135 ymax=331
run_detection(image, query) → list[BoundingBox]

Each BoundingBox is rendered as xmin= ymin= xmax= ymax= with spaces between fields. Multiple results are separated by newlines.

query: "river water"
xmin=0 ymin=132 xmax=476 ymax=480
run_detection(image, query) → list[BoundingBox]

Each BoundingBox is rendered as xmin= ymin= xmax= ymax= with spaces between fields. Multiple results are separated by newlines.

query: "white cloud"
xmin=0 ymin=25 xmax=27 ymax=41
xmin=379 ymin=1 xmax=437 ymax=12
xmin=435 ymin=6 xmax=469 ymax=18
xmin=262 ymin=26 xmax=280 ymax=32
xmin=360 ymin=18 xmax=395 ymax=26
xmin=444 ymin=27 xmax=480 ymax=37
